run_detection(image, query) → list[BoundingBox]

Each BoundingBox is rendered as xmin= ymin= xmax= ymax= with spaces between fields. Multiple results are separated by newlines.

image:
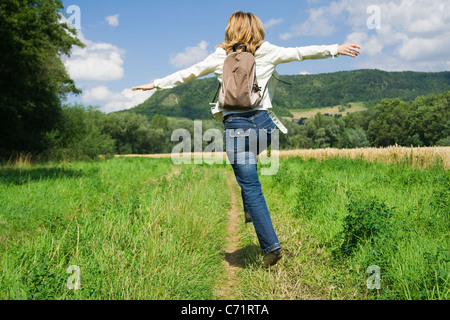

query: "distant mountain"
xmin=124 ymin=69 xmax=450 ymax=120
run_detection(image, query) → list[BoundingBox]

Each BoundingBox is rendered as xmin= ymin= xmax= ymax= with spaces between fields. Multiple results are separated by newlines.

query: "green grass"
xmin=0 ymin=158 xmax=230 ymax=299
xmin=1 ymin=156 xmax=448 ymax=300
xmin=233 ymin=157 xmax=449 ymax=300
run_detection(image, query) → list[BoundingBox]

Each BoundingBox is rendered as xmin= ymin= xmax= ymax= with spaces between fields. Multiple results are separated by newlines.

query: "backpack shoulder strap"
xmin=211 ymin=82 xmax=221 ymax=104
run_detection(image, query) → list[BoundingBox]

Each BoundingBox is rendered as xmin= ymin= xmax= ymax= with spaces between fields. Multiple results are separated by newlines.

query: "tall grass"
xmin=233 ymin=157 xmax=449 ymax=300
xmin=0 ymin=158 xmax=230 ymax=299
xmin=1 ymin=153 xmax=448 ymax=300
xmin=276 ymin=158 xmax=447 ymax=299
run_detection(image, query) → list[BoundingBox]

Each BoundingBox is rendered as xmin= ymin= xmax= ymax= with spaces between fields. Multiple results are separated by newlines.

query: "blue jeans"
xmin=224 ymin=110 xmax=281 ymax=254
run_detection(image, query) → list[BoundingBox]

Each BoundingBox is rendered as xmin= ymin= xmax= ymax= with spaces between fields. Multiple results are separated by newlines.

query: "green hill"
xmin=125 ymin=69 xmax=450 ymax=120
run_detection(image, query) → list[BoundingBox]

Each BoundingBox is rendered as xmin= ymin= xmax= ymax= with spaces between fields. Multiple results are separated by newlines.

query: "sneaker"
xmin=264 ymin=249 xmax=282 ymax=268
xmin=244 ymin=210 xmax=252 ymax=223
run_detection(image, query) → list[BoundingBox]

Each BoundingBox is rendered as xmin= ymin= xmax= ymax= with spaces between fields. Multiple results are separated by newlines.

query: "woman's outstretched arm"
xmin=132 ymin=48 xmax=224 ymax=92
xmin=132 ymin=43 xmax=360 ymax=91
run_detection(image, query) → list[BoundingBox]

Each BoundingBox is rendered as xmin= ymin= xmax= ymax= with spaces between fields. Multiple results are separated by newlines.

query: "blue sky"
xmin=61 ymin=0 xmax=450 ymax=113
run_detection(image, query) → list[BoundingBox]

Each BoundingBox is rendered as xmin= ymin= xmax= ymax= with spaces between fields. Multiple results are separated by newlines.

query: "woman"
xmin=132 ymin=11 xmax=360 ymax=267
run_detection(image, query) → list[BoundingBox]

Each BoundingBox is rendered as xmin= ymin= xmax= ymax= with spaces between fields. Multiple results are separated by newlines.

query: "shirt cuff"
xmin=331 ymin=44 xmax=339 ymax=58
xmin=154 ymin=79 xmax=162 ymax=90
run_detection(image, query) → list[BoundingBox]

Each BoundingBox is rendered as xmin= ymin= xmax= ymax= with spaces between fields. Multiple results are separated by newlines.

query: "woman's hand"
xmin=338 ymin=44 xmax=361 ymax=57
xmin=132 ymin=83 xmax=156 ymax=91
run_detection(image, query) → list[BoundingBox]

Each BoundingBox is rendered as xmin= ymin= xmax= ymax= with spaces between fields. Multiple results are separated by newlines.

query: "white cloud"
xmin=346 ymin=0 xmax=450 ymax=70
xmin=265 ymin=18 xmax=283 ymax=29
xmin=103 ymin=88 xmax=151 ymax=113
xmin=279 ymin=32 xmax=293 ymax=41
xmin=106 ymin=14 xmax=120 ymax=27
xmin=82 ymin=85 xmax=152 ymax=113
xmin=82 ymin=85 xmax=112 ymax=102
xmin=299 ymin=71 xmax=310 ymax=75
xmin=396 ymin=33 xmax=450 ymax=62
xmin=281 ymin=2 xmax=345 ymax=39
xmin=169 ymin=41 xmax=210 ymax=69
xmin=63 ymin=32 xmax=153 ymax=113
xmin=345 ymin=31 xmax=384 ymax=57
xmin=282 ymin=0 xmax=450 ymax=71
xmin=64 ymin=32 xmax=125 ymax=81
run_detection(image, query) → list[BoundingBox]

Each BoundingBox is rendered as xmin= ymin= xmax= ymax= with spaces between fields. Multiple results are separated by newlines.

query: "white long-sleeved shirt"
xmin=154 ymin=41 xmax=339 ymax=121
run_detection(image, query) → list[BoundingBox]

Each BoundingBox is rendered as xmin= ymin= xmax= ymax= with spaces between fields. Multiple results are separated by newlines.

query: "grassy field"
xmin=237 ymin=156 xmax=449 ymax=299
xmin=0 ymin=148 xmax=448 ymax=300
xmin=284 ymin=102 xmax=367 ymax=121
xmin=0 ymin=158 xmax=230 ymax=299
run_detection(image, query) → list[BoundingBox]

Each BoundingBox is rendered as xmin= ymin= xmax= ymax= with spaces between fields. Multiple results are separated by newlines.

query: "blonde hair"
xmin=218 ymin=11 xmax=266 ymax=55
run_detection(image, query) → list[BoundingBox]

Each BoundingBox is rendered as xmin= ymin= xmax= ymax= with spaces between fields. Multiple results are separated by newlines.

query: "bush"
xmin=338 ymin=197 xmax=395 ymax=256
xmin=44 ymin=104 xmax=115 ymax=161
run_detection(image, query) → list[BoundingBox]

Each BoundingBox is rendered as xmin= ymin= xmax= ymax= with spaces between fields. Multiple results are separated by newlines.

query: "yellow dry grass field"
xmin=117 ymin=146 xmax=450 ymax=170
xmin=276 ymin=146 xmax=450 ymax=169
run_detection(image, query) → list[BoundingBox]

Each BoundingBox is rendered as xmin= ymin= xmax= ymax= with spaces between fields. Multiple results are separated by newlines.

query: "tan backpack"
xmin=217 ymin=49 xmax=262 ymax=110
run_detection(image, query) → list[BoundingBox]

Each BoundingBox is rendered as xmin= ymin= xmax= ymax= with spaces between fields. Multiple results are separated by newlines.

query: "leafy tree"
xmin=406 ymin=92 xmax=450 ymax=146
xmin=150 ymin=114 xmax=169 ymax=131
xmin=299 ymin=113 xmax=345 ymax=149
xmin=363 ymin=92 xmax=450 ymax=147
xmin=0 ymin=0 xmax=84 ymax=158
xmin=44 ymin=104 xmax=115 ymax=161
xmin=104 ymin=112 xmax=151 ymax=154
xmin=436 ymin=136 xmax=450 ymax=146
xmin=338 ymin=127 xmax=369 ymax=148
xmin=366 ymin=99 xmax=410 ymax=147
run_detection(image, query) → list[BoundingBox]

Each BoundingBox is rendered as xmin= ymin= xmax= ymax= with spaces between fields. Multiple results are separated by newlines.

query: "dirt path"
xmin=214 ymin=171 xmax=244 ymax=300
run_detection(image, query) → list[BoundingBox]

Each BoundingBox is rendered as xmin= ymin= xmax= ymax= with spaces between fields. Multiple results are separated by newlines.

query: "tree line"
xmin=0 ymin=0 xmax=83 ymax=160
xmin=31 ymin=90 xmax=450 ymax=161
xmin=130 ymin=69 xmax=450 ymax=121
xmin=42 ymin=105 xmax=225 ymax=161
xmin=279 ymin=91 xmax=450 ymax=150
